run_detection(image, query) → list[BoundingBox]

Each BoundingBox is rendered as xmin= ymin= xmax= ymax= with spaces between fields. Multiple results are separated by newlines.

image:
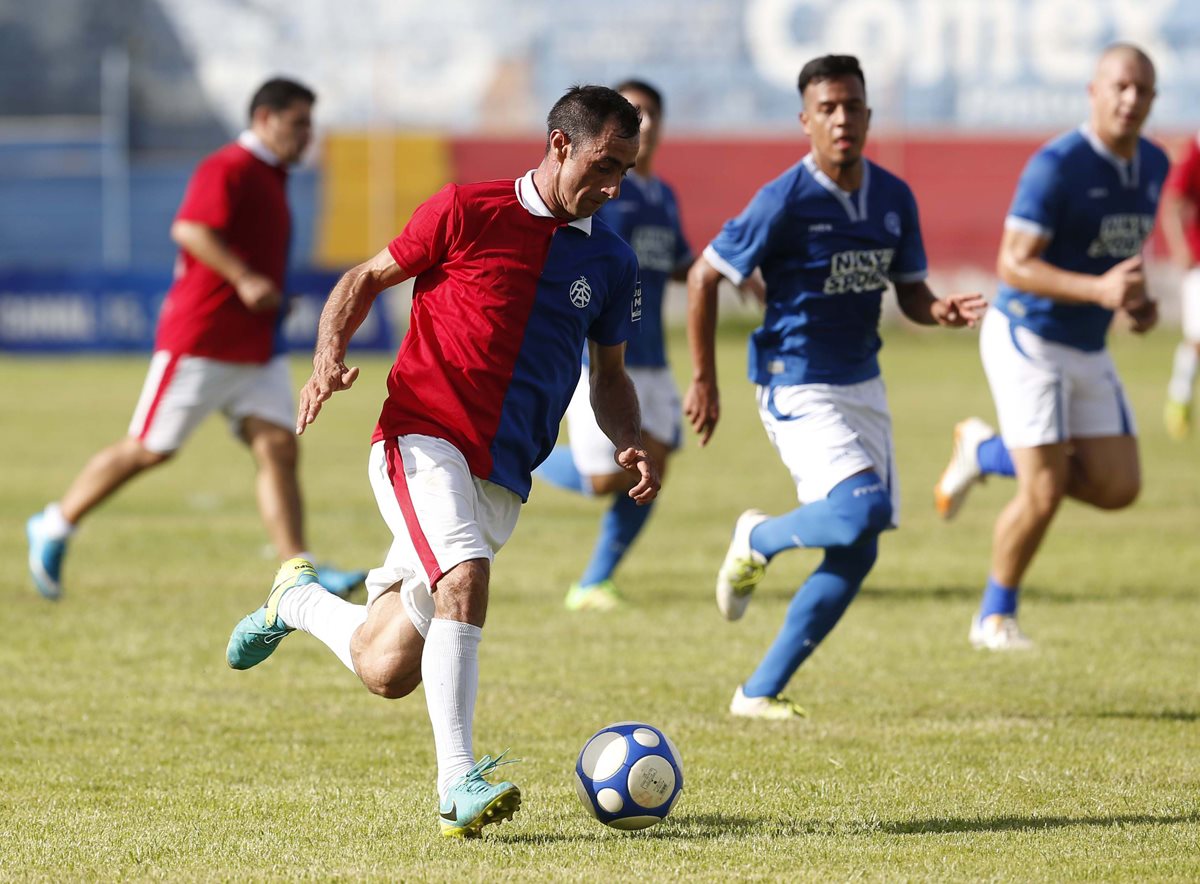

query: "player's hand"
xmin=1125 ymin=297 xmax=1158 ymax=334
xmin=736 ymin=268 xmax=767 ymax=307
xmin=684 ymin=378 xmax=720 ymax=446
xmin=932 ymin=291 xmax=988 ymax=328
xmin=296 ymin=351 xmax=360 ymax=434
xmin=235 ymin=271 xmax=283 ymax=313
xmin=1095 ymin=255 xmax=1146 ymax=311
xmin=616 ymin=447 xmax=660 ymax=505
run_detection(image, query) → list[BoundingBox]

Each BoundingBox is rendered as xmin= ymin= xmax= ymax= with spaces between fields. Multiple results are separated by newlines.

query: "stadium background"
xmin=2 ymin=0 xmax=1199 ymax=351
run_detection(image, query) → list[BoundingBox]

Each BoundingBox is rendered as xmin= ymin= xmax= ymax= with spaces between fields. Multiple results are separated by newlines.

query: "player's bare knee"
xmin=589 ymin=472 xmax=632 ymax=495
xmin=1094 ymin=477 xmax=1140 ymax=510
xmin=355 ymin=654 xmax=420 ymax=699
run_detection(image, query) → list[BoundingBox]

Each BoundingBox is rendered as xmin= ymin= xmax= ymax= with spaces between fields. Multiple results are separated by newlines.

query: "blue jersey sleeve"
xmin=705 ymin=178 xmax=790 ymax=285
xmin=1006 ymin=149 xmax=1065 ymax=239
xmin=889 ymin=185 xmax=928 ymax=282
xmin=588 ymin=253 xmax=641 ymax=346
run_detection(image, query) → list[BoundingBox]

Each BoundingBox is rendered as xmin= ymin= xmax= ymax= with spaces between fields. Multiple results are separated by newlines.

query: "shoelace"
xmin=459 ymin=751 xmax=521 ymax=793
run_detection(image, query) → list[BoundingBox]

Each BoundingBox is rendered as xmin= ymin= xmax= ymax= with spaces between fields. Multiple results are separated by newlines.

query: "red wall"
xmin=451 ymin=135 xmax=1045 ymax=270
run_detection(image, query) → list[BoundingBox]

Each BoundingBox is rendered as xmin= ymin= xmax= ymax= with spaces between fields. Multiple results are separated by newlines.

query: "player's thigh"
xmin=364 ymin=436 xmax=520 ymax=638
xmin=1009 ymin=442 xmax=1071 ymax=513
xmin=980 ymin=308 xmax=1068 ymax=448
xmin=758 ymin=380 xmax=896 ymax=518
xmin=225 ymin=356 xmax=296 ymax=441
xmin=1067 ymin=434 xmax=1140 ymax=509
xmin=128 ymin=352 xmax=231 ymax=454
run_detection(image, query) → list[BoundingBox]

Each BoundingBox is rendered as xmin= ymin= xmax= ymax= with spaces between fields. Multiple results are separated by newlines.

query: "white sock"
xmin=422 ymin=618 xmax=482 ymax=800
xmin=40 ymin=503 xmax=75 ymax=540
xmin=1167 ymin=342 xmax=1199 ymax=405
xmin=276 ymin=582 xmax=368 ymax=673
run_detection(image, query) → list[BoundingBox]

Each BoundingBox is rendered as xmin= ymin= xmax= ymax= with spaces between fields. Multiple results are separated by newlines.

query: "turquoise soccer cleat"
xmin=438 ymin=752 xmax=522 ymax=839
xmin=26 ymin=513 xmax=67 ymax=601
xmin=226 ymin=558 xmax=318 ymax=670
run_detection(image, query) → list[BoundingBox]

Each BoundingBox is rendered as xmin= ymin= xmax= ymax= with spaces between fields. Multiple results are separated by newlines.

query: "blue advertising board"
xmin=0 ymin=269 xmax=394 ymax=354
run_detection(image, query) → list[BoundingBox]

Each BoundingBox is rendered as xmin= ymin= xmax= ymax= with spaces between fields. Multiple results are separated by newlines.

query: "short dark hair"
xmin=797 ymin=55 xmax=866 ymax=98
xmin=545 ymin=85 xmax=640 ymax=153
xmin=615 ymin=79 xmax=664 ymax=117
xmin=248 ymin=78 xmax=316 ymax=120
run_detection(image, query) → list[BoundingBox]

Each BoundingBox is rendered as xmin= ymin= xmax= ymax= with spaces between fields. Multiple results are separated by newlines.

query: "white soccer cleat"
xmin=715 ymin=509 xmax=769 ymax=621
xmin=934 ymin=417 xmax=997 ymax=521
xmin=729 ymin=685 xmax=807 ymax=720
xmin=969 ymin=614 xmax=1034 ymax=651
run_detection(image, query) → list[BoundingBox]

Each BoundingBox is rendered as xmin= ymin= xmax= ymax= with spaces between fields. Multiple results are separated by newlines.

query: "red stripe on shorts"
xmin=383 ymin=438 xmax=445 ymax=586
xmin=136 ymin=352 xmax=183 ymax=442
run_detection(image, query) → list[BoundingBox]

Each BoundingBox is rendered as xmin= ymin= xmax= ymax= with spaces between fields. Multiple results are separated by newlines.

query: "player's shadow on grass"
xmin=879 ymin=811 xmax=1200 ymax=836
xmin=496 ymin=813 xmax=823 ymax=844
xmin=857 ymin=585 xmax=979 ymax=602
xmin=1088 ymin=709 xmax=1200 ymax=722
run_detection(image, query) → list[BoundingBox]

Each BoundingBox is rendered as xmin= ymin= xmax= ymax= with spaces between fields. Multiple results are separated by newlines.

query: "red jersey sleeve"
xmin=1165 ymin=138 xmax=1200 ymax=201
xmin=174 ymin=153 xmax=236 ymax=230
xmin=388 ymin=183 xmax=458 ymax=276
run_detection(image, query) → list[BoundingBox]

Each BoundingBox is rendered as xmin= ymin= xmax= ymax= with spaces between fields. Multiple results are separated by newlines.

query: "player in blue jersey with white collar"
xmin=933 ymin=44 xmax=1167 ymax=651
xmin=537 ymin=80 xmax=693 ymax=612
xmin=686 ymin=54 xmax=986 ymax=719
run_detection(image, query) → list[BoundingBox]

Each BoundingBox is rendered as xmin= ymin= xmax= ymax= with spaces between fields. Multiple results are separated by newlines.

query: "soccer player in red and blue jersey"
xmin=25 ymin=78 xmax=364 ymax=601
xmin=686 ymin=55 xmax=985 ymax=720
xmin=536 ymin=79 xmax=694 ymax=612
xmin=226 ymin=86 xmax=659 ymax=838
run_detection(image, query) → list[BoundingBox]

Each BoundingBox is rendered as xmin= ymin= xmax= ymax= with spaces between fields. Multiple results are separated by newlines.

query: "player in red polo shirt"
xmin=26 ymin=78 xmax=364 ymax=601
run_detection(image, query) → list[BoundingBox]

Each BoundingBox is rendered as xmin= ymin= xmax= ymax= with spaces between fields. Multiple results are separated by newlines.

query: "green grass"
xmin=2 ymin=322 xmax=1199 ymax=881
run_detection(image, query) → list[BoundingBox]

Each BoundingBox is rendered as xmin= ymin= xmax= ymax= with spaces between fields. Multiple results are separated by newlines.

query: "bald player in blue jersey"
xmin=933 ymin=44 xmax=1167 ymax=651
xmin=686 ymin=54 xmax=986 ymax=720
xmin=536 ymin=80 xmax=693 ymax=612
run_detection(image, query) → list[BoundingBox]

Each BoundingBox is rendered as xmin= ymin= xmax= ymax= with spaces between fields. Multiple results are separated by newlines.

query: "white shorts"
xmin=756 ymin=376 xmax=900 ymax=524
xmin=1182 ymin=267 xmax=1200 ymax=342
xmin=980 ymin=307 xmax=1135 ymax=448
xmin=128 ymin=352 xmax=295 ymax=453
xmin=566 ymin=365 xmax=682 ymax=477
xmin=365 ymin=435 xmax=522 ymax=638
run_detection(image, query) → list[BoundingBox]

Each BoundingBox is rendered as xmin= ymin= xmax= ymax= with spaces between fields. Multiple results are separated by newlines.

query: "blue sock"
xmin=534 ymin=446 xmax=589 ymax=495
xmin=977 ymin=436 xmax=1015 ymax=478
xmin=749 ymin=471 xmax=893 ymax=560
xmin=742 ymin=539 xmax=878 ymax=698
xmin=579 ymin=494 xmax=655 ymax=587
xmin=978 ymin=575 xmax=1019 ymax=618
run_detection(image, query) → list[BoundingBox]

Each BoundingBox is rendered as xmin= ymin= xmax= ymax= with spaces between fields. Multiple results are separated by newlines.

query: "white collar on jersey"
xmin=802 ymin=154 xmax=871 ymax=222
xmin=237 ymin=130 xmax=285 ymax=167
xmin=1080 ymin=124 xmax=1139 ymax=189
xmin=516 ymin=171 xmax=593 ymax=235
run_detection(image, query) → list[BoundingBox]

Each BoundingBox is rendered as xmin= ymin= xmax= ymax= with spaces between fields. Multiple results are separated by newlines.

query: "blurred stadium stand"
xmin=3 ymin=0 xmax=1199 ymax=350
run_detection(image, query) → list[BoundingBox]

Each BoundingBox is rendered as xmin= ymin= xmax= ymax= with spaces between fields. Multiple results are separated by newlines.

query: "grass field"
xmin=3 ymin=321 xmax=1199 ymax=881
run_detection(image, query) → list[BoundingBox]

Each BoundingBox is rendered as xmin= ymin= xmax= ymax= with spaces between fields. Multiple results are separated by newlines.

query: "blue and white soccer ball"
xmin=574 ymin=721 xmax=684 ymax=830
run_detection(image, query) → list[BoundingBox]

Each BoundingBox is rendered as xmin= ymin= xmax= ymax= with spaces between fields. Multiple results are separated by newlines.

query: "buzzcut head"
xmin=797 ymin=55 xmax=866 ymax=101
xmin=545 ymin=85 xmax=641 ymax=153
xmin=1095 ymin=42 xmax=1156 ymax=80
xmin=248 ymin=77 xmax=316 ymax=120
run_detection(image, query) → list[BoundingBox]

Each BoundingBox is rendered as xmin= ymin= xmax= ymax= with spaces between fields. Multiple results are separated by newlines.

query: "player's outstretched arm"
xmin=895 ymin=281 xmax=987 ymax=328
xmin=589 ymin=342 xmax=661 ymax=505
xmin=684 ymin=256 xmax=724 ymax=446
xmin=297 ymin=248 xmax=409 ymax=434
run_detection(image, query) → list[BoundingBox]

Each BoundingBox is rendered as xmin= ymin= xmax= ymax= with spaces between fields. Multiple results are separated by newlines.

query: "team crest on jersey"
xmin=570 ymin=276 xmax=592 ymax=308
xmin=631 ymin=280 xmax=643 ymax=321
xmin=884 ymin=211 xmax=901 ymax=236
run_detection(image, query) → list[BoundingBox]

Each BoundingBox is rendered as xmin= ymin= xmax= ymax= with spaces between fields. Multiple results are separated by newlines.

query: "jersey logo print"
xmin=570 ymin=276 xmax=592 ymax=308
xmin=884 ymin=212 xmax=901 ymax=236
xmin=631 ymin=280 xmax=643 ymax=321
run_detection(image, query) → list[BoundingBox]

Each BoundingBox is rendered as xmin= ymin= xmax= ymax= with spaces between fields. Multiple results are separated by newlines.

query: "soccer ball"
xmin=573 ymin=721 xmax=683 ymax=830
